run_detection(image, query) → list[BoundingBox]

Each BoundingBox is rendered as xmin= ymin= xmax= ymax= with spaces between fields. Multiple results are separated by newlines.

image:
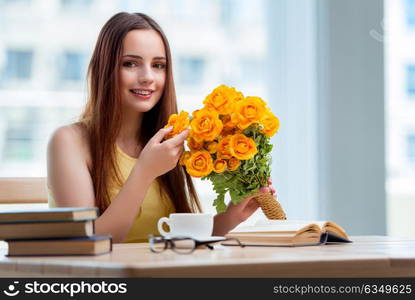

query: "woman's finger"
xmin=165 ymin=129 xmax=189 ymax=147
xmin=259 ymin=187 xmax=270 ymax=194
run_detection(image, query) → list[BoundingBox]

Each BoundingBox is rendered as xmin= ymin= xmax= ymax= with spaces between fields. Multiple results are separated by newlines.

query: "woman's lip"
xmin=130 ymin=90 xmax=153 ymax=100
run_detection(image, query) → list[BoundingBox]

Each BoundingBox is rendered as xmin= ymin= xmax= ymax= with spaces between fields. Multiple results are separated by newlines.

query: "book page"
xmin=323 ymin=222 xmax=350 ymax=240
xmin=255 ymin=219 xmax=328 ymax=227
xmin=231 ymin=219 xmax=325 ymax=234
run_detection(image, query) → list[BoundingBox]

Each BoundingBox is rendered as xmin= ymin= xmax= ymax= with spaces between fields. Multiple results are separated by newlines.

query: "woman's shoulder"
xmin=48 ymin=122 xmax=92 ymax=167
xmin=48 ymin=122 xmax=88 ymax=147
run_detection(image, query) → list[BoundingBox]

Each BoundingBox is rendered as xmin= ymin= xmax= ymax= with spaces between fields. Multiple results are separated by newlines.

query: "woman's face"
xmin=119 ymin=29 xmax=167 ymax=114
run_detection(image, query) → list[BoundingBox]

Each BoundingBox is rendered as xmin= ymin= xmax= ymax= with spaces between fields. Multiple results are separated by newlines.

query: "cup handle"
xmin=157 ymin=217 xmax=170 ymax=237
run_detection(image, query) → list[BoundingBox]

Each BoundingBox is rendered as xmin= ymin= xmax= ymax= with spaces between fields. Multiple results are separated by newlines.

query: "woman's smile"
xmin=129 ymin=88 xmax=154 ymax=100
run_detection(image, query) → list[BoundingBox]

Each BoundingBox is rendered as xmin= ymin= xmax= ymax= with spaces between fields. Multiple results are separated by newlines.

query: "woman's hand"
xmin=136 ymin=127 xmax=189 ymax=180
xmin=226 ymin=179 xmax=275 ymax=223
xmin=213 ymin=179 xmax=275 ymax=236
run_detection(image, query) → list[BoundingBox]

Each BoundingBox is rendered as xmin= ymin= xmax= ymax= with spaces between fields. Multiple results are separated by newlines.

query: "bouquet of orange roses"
xmin=164 ymin=85 xmax=286 ymax=219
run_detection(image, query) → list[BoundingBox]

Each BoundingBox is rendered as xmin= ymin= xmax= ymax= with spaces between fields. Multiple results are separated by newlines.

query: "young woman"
xmin=47 ymin=12 xmax=275 ymax=243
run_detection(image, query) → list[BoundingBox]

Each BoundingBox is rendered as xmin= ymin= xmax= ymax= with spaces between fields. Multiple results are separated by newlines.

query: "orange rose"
xmin=203 ymin=85 xmax=244 ymax=115
xmin=164 ymin=110 xmax=189 ymax=139
xmin=185 ymin=150 xmax=214 ymax=178
xmin=179 ymin=151 xmax=191 ymax=166
xmin=213 ymin=159 xmax=227 ymax=173
xmin=220 ymin=114 xmax=238 ymax=135
xmin=231 ymin=96 xmax=266 ymax=130
xmin=229 ymin=133 xmax=257 ymax=160
xmin=216 ymin=136 xmax=232 ymax=159
xmin=260 ymin=111 xmax=280 ymax=137
xmin=206 ymin=141 xmax=218 ymax=154
xmin=227 ymin=157 xmax=241 ymax=171
xmin=187 ymin=136 xmax=204 ymax=151
xmin=190 ymin=109 xmax=223 ymax=142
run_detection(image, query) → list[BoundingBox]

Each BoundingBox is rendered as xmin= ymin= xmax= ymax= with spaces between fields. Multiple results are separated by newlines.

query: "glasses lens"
xmin=172 ymin=238 xmax=196 ymax=254
xmin=150 ymin=237 xmax=166 ymax=253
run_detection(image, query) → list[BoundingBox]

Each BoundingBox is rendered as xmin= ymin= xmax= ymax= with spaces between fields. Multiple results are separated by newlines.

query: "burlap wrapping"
xmin=254 ymin=193 xmax=287 ymax=220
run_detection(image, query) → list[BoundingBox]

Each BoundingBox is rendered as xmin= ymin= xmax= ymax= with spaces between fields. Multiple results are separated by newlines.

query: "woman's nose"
xmin=138 ymin=65 xmax=154 ymax=85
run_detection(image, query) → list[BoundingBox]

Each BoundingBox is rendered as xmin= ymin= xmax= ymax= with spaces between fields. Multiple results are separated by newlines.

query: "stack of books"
xmin=0 ymin=207 xmax=112 ymax=256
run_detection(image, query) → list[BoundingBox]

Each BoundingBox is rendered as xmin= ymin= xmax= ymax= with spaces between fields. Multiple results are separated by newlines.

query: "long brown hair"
xmin=80 ymin=12 xmax=201 ymax=214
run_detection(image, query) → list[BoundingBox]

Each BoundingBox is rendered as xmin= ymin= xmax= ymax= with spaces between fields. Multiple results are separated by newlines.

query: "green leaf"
xmin=213 ymin=194 xmax=227 ymax=213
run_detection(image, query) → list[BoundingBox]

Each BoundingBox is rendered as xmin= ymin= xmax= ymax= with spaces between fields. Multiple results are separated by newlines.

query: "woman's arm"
xmin=48 ymin=125 xmax=188 ymax=243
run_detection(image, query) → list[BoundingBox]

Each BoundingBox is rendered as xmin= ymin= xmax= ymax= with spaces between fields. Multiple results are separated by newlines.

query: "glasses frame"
xmin=148 ymin=235 xmax=244 ymax=254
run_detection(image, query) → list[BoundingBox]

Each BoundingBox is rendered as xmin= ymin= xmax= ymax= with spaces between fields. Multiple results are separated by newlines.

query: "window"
xmin=178 ymin=57 xmax=205 ymax=86
xmin=239 ymin=58 xmax=265 ymax=85
xmin=0 ymin=0 xmax=31 ymax=6
xmin=220 ymin=0 xmax=265 ymax=27
xmin=1 ymin=50 xmax=33 ymax=81
xmin=60 ymin=0 xmax=93 ymax=10
xmin=0 ymin=106 xmax=80 ymax=176
xmin=406 ymin=0 xmax=415 ymax=27
xmin=60 ymin=52 xmax=87 ymax=81
xmin=408 ymin=134 xmax=415 ymax=163
xmin=172 ymin=0 xmax=209 ymax=21
xmin=0 ymin=108 xmax=38 ymax=161
xmin=407 ymin=64 xmax=415 ymax=96
xmin=220 ymin=0 xmax=236 ymax=26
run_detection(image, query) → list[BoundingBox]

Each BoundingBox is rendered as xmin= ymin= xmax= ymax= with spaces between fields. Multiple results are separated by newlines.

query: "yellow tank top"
xmin=48 ymin=144 xmax=176 ymax=243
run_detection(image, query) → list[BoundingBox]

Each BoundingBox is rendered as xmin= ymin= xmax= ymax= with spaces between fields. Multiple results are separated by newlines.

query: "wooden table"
xmin=0 ymin=236 xmax=414 ymax=277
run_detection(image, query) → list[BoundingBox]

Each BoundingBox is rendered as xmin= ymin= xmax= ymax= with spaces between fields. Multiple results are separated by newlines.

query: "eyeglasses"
xmin=148 ymin=235 xmax=245 ymax=254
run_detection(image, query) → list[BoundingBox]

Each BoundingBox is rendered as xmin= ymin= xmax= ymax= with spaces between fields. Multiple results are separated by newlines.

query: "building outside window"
xmin=406 ymin=0 xmax=415 ymax=27
xmin=239 ymin=58 xmax=265 ymax=85
xmin=178 ymin=56 xmax=205 ymax=86
xmin=406 ymin=64 xmax=415 ymax=96
xmin=60 ymin=0 xmax=93 ymax=10
xmin=408 ymin=134 xmax=415 ymax=163
xmin=1 ymin=50 xmax=33 ymax=81
xmin=1 ymin=108 xmax=38 ymax=161
xmin=61 ymin=51 xmax=87 ymax=82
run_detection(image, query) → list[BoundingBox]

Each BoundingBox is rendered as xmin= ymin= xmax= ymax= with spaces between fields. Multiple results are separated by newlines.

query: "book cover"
xmin=0 ymin=207 xmax=98 ymax=223
xmin=0 ymin=219 xmax=95 ymax=240
xmin=6 ymin=235 xmax=112 ymax=256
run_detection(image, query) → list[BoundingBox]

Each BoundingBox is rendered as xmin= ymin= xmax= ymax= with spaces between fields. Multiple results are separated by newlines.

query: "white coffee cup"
xmin=157 ymin=213 xmax=213 ymax=239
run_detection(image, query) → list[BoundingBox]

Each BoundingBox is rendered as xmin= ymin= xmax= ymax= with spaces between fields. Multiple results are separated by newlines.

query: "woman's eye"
xmin=123 ymin=61 xmax=137 ymax=68
xmin=153 ymin=63 xmax=166 ymax=69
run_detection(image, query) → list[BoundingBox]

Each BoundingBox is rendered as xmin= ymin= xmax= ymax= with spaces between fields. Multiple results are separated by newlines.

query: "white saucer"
xmin=164 ymin=235 xmax=225 ymax=242
xmin=193 ymin=236 xmax=226 ymax=242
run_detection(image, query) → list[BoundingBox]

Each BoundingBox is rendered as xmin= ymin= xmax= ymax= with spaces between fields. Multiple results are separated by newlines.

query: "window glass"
xmin=61 ymin=52 xmax=87 ymax=81
xmin=407 ymin=64 xmax=415 ymax=96
xmin=2 ymin=50 xmax=33 ymax=81
xmin=178 ymin=57 xmax=205 ymax=86
xmin=405 ymin=0 xmax=415 ymax=27
xmin=408 ymin=134 xmax=415 ymax=163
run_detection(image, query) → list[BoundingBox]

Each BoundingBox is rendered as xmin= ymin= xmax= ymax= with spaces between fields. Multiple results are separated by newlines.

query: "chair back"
xmin=0 ymin=178 xmax=47 ymax=204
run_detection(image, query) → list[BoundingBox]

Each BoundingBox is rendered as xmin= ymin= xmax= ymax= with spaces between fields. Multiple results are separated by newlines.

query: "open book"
xmin=224 ymin=220 xmax=352 ymax=247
